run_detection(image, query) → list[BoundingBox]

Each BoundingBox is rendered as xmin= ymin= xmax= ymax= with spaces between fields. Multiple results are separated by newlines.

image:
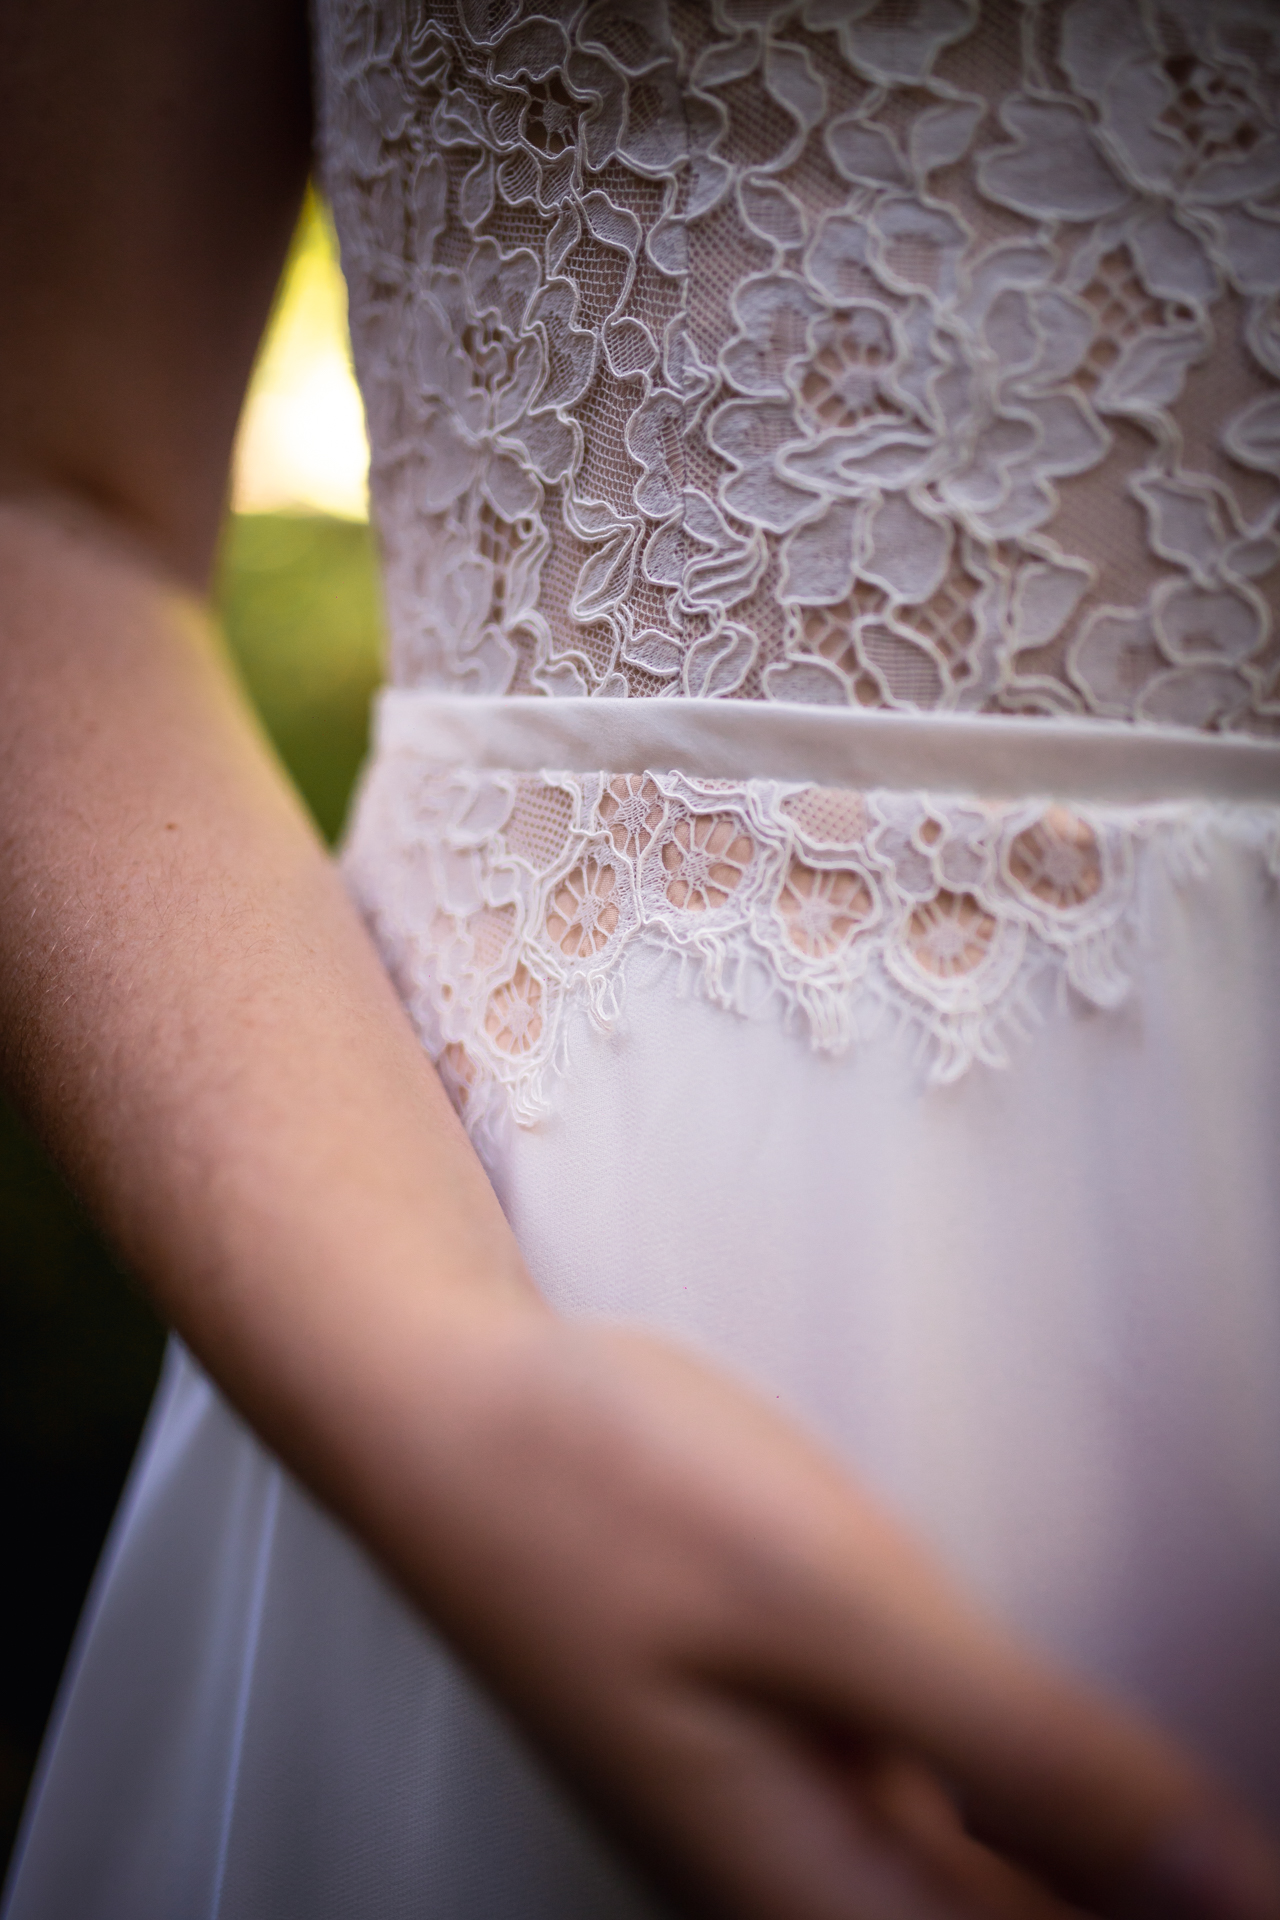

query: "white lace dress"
xmin=7 ymin=2 xmax=1280 ymax=1914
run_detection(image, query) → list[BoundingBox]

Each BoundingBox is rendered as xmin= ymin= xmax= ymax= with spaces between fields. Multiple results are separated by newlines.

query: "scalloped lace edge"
xmin=342 ymin=753 xmax=1280 ymax=1138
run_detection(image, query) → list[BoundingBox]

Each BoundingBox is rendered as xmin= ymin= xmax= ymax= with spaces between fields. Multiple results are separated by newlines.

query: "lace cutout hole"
xmin=545 ymin=859 xmax=620 ymax=958
xmin=778 ymin=862 xmax=874 ymax=958
xmin=662 ymin=815 xmax=755 ymax=912
xmin=908 ymin=890 xmax=997 ymax=977
xmin=1009 ymin=809 xmax=1103 ymax=910
xmin=485 ymin=965 xmax=545 ymax=1054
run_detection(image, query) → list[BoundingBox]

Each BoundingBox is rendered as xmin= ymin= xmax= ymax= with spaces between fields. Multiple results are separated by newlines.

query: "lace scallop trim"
xmin=342 ymin=750 xmax=1280 ymax=1133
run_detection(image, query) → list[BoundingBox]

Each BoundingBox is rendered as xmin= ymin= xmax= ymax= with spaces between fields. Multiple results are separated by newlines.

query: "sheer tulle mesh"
xmin=317 ymin=0 xmax=1280 ymax=726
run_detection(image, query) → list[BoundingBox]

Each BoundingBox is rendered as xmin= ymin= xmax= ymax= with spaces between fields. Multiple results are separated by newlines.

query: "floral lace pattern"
xmin=316 ymin=0 xmax=1280 ymax=728
xmin=342 ymin=756 xmax=1279 ymax=1129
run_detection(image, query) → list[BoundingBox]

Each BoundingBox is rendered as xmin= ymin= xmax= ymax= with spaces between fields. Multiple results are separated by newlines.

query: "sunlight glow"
xmin=232 ymin=197 xmax=369 ymax=521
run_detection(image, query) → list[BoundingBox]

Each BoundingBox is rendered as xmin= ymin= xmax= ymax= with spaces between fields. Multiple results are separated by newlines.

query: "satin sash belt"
xmin=374 ymin=691 xmax=1280 ymax=807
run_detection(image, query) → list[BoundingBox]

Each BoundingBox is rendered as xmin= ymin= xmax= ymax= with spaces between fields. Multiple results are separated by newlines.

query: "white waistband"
xmin=374 ymin=690 xmax=1280 ymax=806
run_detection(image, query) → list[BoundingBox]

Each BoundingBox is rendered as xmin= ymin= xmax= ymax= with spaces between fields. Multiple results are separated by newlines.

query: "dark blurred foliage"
xmin=0 ymin=511 xmax=385 ymax=1873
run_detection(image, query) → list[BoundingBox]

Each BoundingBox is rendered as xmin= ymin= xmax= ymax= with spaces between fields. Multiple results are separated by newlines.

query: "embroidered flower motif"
xmin=485 ymin=964 xmax=545 ymax=1054
xmin=907 ymin=890 xmax=998 ymax=977
xmin=344 ymin=759 xmax=1278 ymax=1132
xmin=319 ymin=0 xmax=1280 ymax=734
xmin=1007 ymin=811 xmax=1103 ymax=911
xmin=777 ymin=862 xmax=875 ymax=957
xmin=545 ymin=858 xmax=621 ymax=957
xmin=600 ymin=775 xmax=666 ymax=857
xmin=660 ymin=815 xmax=755 ymax=913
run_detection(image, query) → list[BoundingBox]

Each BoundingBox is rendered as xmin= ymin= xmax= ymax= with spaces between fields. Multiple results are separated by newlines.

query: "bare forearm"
xmin=0 ymin=496 xmax=541 ymax=1532
xmin=5 ymin=499 xmax=1273 ymax=1918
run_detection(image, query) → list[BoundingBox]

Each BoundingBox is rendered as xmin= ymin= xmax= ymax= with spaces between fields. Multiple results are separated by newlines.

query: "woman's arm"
xmin=1 ymin=7 xmax=1276 ymax=1918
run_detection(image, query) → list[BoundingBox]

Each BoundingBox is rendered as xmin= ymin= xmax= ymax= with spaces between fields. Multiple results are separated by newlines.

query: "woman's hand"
xmin=2 ymin=12 xmax=1276 ymax=1916
xmin=4 ymin=507 xmax=1275 ymax=1920
xmin=336 ymin=1304 xmax=1280 ymax=1920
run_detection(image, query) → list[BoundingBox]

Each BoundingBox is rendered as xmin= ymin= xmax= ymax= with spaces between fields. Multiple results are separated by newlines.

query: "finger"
xmin=539 ymin=1332 xmax=1278 ymax=1917
xmin=894 ymin=1650 xmax=1279 ymax=1919
xmin=848 ymin=1620 xmax=1280 ymax=1919
xmin=731 ymin=1489 xmax=1280 ymax=1919
xmin=593 ymin=1696 xmax=1033 ymax=1920
xmin=852 ymin=1754 xmax=1085 ymax=1920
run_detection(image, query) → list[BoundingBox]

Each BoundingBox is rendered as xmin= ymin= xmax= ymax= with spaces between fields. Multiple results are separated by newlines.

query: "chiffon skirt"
xmin=6 ymin=769 xmax=1280 ymax=1918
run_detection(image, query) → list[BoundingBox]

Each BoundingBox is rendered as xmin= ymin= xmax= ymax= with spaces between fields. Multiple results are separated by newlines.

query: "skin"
xmin=1 ymin=3 xmax=1278 ymax=1915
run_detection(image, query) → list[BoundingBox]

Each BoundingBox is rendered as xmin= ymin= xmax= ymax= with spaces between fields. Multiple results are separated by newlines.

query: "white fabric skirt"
xmin=6 ymin=707 xmax=1280 ymax=1919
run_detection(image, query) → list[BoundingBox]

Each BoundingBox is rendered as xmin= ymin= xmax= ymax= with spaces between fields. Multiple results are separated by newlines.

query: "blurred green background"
xmin=0 ymin=512 xmax=386 ymax=1872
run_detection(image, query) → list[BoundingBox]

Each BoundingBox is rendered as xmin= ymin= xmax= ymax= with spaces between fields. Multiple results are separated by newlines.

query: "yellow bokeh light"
xmin=231 ymin=195 xmax=369 ymax=521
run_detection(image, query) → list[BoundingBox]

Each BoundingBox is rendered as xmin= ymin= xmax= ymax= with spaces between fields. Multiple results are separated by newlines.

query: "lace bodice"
xmin=316 ymin=0 xmax=1280 ymax=731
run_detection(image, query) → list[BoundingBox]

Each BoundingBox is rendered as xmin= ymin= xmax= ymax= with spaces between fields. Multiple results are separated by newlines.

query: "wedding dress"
xmin=6 ymin=1 xmax=1280 ymax=1913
